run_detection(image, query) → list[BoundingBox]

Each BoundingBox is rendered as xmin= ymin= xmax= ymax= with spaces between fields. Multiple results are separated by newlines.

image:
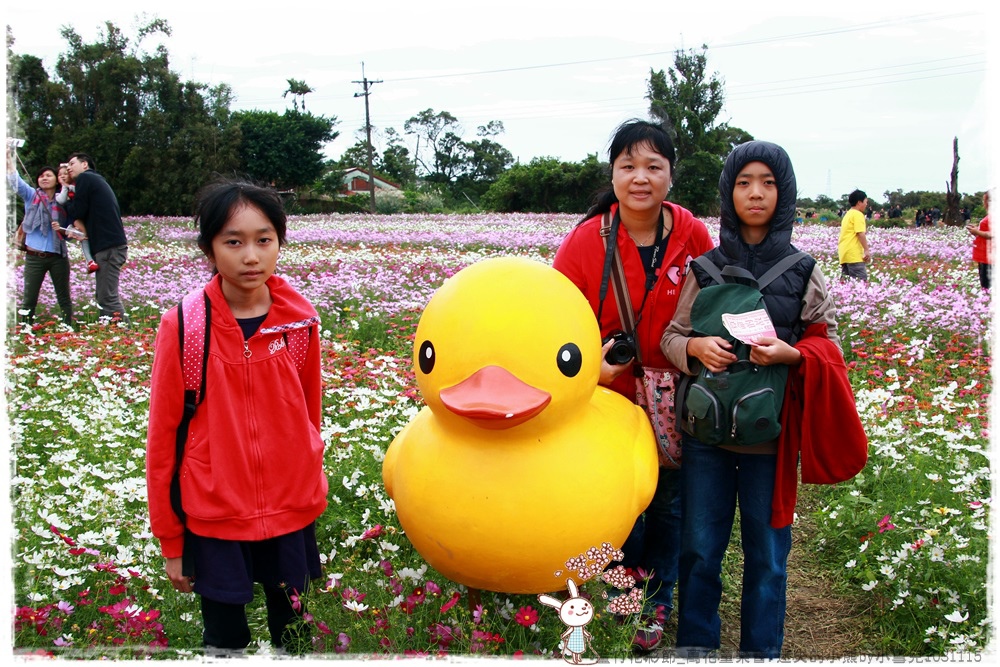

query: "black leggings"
xmin=201 ymin=586 xmax=303 ymax=650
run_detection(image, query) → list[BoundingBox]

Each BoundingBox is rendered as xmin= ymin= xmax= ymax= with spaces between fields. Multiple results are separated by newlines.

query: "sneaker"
xmin=633 ymin=625 xmax=663 ymax=654
xmin=87 ymin=261 xmax=99 ymax=273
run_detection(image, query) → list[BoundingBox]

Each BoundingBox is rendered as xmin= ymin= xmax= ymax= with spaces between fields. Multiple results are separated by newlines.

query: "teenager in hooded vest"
xmin=661 ymin=141 xmax=839 ymax=659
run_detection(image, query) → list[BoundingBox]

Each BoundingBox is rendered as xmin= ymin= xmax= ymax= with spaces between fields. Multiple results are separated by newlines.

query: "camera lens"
xmin=602 ymin=331 xmax=635 ymax=365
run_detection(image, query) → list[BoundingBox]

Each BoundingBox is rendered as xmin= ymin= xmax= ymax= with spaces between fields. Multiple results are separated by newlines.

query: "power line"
xmin=380 ymin=12 xmax=976 ymax=83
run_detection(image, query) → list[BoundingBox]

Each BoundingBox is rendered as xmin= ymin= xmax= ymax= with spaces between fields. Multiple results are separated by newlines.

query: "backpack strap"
xmin=692 ymin=252 xmax=808 ymax=290
xmin=692 ymin=255 xmax=726 ymax=286
xmin=756 ymin=251 xmax=809 ymax=290
xmin=170 ymin=289 xmax=211 ymax=525
xmin=599 ymin=212 xmax=643 ymax=367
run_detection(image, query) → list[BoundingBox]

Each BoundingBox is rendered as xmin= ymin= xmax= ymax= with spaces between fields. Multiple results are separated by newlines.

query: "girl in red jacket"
xmin=146 ymin=178 xmax=328 ymax=653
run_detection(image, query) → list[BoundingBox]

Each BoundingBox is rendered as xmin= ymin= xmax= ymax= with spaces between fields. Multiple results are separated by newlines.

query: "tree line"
xmin=6 ymin=21 xmax=983 ymax=220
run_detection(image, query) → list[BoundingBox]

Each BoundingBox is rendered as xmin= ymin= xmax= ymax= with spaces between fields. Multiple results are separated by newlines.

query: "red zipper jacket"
xmin=146 ymin=273 xmax=328 ymax=558
xmin=553 ymin=201 xmax=714 ymax=400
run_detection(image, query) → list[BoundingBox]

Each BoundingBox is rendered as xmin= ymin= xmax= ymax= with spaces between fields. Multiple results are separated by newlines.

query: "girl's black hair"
xmin=193 ymin=177 xmax=288 ymax=255
xmin=579 ymin=118 xmax=677 ymax=223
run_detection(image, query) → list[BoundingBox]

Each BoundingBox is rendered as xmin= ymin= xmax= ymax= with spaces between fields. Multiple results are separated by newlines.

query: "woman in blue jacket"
xmin=7 ymin=145 xmax=74 ymax=327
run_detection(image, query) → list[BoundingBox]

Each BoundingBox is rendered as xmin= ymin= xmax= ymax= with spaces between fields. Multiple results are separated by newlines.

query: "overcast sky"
xmin=6 ymin=0 xmax=996 ymax=203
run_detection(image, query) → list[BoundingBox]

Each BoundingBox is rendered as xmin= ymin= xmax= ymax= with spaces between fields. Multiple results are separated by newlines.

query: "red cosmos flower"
xmin=50 ymin=525 xmax=76 ymax=546
xmin=440 ymin=591 xmax=461 ymax=614
xmin=406 ymin=587 xmax=426 ymax=606
xmin=137 ymin=609 xmax=160 ymax=623
xmin=514 ymin=606 xmax=539 ymax=627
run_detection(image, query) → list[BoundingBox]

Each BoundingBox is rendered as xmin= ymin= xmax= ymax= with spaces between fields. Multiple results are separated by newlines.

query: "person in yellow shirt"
xmin=837 ymin=190 xmax=870 ymax=281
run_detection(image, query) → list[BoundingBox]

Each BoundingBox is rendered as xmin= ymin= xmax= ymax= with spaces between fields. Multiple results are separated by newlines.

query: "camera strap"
xmin=598 ymin=208 xmax=666 ymax=371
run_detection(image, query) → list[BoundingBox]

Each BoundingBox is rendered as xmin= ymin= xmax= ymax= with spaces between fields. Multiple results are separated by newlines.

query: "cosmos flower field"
xmin=5 ymin=213 xmax=992 ymax=657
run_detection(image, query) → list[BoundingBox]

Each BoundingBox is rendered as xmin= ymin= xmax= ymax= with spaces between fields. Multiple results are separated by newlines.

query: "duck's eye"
xmin=418 ymin=340 xmax=435 ymax=374
xmin=556 ymin=343 xmax=582 ymax=377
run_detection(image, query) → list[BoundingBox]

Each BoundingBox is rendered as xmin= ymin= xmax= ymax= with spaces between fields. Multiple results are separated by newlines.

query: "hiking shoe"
xmin=87 ymin=261 xmax=99 ymax=273
xmin=632 ymin=625 xmax=663 ymax=654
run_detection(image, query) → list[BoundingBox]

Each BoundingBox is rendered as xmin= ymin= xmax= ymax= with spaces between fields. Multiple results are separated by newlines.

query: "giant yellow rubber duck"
xmin=382 ymin=256 xmax=658 ymax=594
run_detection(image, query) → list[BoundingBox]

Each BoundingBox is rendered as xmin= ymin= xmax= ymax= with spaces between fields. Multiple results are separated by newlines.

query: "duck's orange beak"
xmin=439 ymin=365 xmax=551 ymax=430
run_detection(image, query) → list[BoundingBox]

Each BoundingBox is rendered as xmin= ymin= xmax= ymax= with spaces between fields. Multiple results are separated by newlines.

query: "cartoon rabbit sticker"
xmin=538 ymin=578 xmax=599 ymax=665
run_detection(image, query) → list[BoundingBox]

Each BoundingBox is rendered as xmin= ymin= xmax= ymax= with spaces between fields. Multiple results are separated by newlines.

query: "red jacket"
xmin=553 ymin=202 xmax=714 ymax=399
xmin=146 ymin=274 xmax=328 ymax=558
xmin=972 ymin=215 xmax=991 ymax=265
xmin=771 ymin=323 xmax=868 ymax=528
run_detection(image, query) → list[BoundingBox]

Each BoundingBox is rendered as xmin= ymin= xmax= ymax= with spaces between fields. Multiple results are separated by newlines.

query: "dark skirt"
xmin=182 ymin=523 xmax=322 ymax=605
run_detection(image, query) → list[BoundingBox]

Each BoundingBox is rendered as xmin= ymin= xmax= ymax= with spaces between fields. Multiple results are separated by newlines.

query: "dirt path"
xmin=651 ymin=490 xmax=876 ymax=659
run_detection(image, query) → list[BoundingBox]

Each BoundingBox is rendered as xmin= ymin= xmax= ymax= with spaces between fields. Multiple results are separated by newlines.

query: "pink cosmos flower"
xmin=361 ymin=524 xmax=384 ymax=540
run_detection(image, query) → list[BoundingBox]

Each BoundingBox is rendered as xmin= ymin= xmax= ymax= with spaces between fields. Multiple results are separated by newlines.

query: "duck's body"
xmin=382 ymin=257 xmax=658 ymax=594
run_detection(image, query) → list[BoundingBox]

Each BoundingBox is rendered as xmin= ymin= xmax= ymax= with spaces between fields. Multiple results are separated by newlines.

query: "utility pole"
xmin=353 ymin=63 xmax=382 ymax=214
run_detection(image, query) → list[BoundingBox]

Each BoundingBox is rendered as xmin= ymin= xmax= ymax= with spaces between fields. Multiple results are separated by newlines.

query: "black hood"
xmin=717 ymin=140 xmax=797 ymax=263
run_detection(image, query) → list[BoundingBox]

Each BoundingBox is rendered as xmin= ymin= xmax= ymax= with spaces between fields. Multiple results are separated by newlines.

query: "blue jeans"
xmin=620 ymin=466 xmax=680 ymax=617
xmin=676 ymin=435 xmax=791 ymax=659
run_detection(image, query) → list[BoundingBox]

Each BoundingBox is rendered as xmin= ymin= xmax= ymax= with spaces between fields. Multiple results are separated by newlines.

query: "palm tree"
xmin=282 ymin=78 xmax=314 ymax=111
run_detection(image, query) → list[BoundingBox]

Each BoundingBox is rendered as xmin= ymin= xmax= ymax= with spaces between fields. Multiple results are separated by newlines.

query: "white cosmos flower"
xmin=343 ymin=600 xmax=369 ymax=613
xmin=944 ymin=610 xmax=969 ymax=623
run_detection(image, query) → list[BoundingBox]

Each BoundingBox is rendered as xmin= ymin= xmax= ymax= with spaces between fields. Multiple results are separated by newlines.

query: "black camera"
xmin=602 ymin=330 xmax=636 ymax=365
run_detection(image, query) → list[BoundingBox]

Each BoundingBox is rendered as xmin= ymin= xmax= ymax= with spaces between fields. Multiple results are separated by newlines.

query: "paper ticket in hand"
xmin=722 ymin=309 xmax=777 ymax=346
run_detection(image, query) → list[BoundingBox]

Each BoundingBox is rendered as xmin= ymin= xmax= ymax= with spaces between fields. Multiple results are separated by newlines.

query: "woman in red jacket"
xmin=967 ymin=190 xmax=991 ymax=289
xmin=146 ymin=178 xmax=328 ymax=653
xmin=553 ymin=118 xmax=714 ymax=652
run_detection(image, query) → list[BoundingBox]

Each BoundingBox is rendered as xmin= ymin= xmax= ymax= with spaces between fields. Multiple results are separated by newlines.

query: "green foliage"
xmin=672 ymin=150 xmax=724 ymax=217
xmin=481 ymin=155 xmax=606 ymax=213
xmin=404 ymin=108 xmax=461 ymax=178
xmin=402 ymin=111 xmax=513 ymax=204
xmin=9 ymin=19 xmax=245 ymax=216
xmin=8 ymin=20 xmax=335 ymax=214
xmin=646 ymin=47 xmax=753 ymax=216
xmin=233 ymin=109 xmax=338 ymax=190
